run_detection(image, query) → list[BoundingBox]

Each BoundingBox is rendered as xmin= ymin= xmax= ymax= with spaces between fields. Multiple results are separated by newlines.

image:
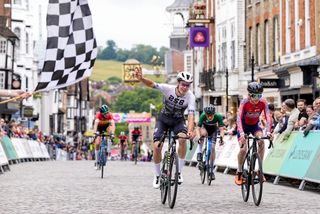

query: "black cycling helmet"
xmin=204 ymin=105 xmax=215 ymax=114
xmin=100 ymin=104 xmax=109 ymax=114
xmin=134 ymin=126 xmax=139 ymax=130
xmin=247 ymin=82 xmax=263 ymax=94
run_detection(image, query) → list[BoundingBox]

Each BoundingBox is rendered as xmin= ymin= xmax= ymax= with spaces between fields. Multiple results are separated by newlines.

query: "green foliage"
xmin=97 ymin=40 xmax=167 ymax=65
xmin=107 ymin=76 xmax=122 ymax=84
xmin=113 ymin=87 xmax=162 ymax=114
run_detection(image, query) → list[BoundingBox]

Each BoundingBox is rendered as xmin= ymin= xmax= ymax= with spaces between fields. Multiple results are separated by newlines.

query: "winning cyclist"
xmin=195 ymin=104 xmax=225 ymax=180
xmin=235 ymin=82 xmax=272 ymax=185
xmin=135 ymin=69 xmax=195 ymax=189
xmin=93 ymin=104 xmax=115 ymax=169
xmin=118 ymin=131 xmax=128 ymax=160
xmin=131 ymin=126 xmax=142 ymax=160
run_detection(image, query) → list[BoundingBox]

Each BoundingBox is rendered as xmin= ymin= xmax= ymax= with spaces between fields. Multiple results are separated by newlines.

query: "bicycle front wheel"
xmin=241 ymin=155 xmax=250 ymax=202
xmin=251 ymin=153 xmax=263 ymax=206
xmin=134 ymin=145 xmax=138 ymax=165
xmin=207 ymin=150 xmax=212 ymax=186
xmin=200 ymin=149 xmax=206 ymax=184
xmin=100 ymin=149 xmax=106 ymax=179
xmin=160 ymin=152 xmax=168 ymax=204
xmin=168 ymin=152 xmax=179 ymax=209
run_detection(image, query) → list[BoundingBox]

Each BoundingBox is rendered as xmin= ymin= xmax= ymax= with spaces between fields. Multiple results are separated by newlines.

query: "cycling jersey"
xmin=95 ymin=112 xmax=113 ymax=133
xmin=197 ymin=112 xmax=224 ymax=128
xmin=237 ymin=97 xmax=271 ymax=134
xmin=154 ymin=83 xmax=195 ymax=118
xmin=131 ymin=129 xmax=141 ymax=142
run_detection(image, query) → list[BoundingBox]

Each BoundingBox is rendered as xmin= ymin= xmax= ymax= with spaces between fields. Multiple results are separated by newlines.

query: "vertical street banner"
xmin=35 ymin=0 xmax=97 ymax=92
xmin=189 ymin=27 xmax=209 ymax=48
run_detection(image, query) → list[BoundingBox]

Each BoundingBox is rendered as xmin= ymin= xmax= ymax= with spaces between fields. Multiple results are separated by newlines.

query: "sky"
xmin=89 ymin=0 xmax=175 ymax=50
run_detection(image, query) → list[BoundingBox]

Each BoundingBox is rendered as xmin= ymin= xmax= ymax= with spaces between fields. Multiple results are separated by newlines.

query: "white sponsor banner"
xmin=215 ymin=136 xmax=238 ymax=167
xmin=0 ymin=143 xmax=9 ymax=165
xmin=56 ymin=148 xmax=67 ymax=161
xmin=11 ymin=138 xmax=28 ymax=159
xmin=22 ymin=140 xmax=33 ymax=158
xmin=40 ymin=143 xmax=50 ymax=159
xmin=29 ymin=140 xmax=41 ymax=158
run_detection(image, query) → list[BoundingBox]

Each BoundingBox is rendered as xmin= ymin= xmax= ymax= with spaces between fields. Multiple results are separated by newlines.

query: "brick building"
xmin=274 ymin=0 xmax=320 ymax=104
xmin=245 ymin=0 xmax=281 ymax=106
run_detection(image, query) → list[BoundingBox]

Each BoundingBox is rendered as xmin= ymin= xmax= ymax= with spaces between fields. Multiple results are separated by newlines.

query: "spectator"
xmin=295 ymin=99 xmax=308 ymax=130
xmin=305 ymin=98 xmax=320 ymax=130
xmin=306 ymin=105 xmax=316 ymax=122
xmin=281 ymin=99 xmax=300 ymax=142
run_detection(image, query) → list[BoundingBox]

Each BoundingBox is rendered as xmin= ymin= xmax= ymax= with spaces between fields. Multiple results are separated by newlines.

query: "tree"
xmin=98 ymin=40 xmax=117 ymax=60
xmin=113 ymin=87 xmax=162 ymax=113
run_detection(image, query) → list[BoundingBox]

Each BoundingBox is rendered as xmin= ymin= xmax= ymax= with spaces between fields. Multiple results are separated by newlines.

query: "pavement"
xmin=1 ymin=160 xmax=319 ymax=214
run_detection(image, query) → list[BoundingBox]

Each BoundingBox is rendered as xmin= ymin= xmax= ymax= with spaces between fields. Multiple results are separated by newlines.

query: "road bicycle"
xmin=132 ymin=135 xmax=141 ymax=165
xmin=96 ymin=132 xmax=112 ymax=179
xmin=240 ymin=134 xmax=272 ymax=206
xmin=159 ymin=129 xmax=192 ymax=209
xmin=198 ymin=135 xmax=222 ymax=185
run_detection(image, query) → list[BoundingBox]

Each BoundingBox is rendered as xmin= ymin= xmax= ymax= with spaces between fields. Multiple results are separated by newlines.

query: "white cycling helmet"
xmin=177 ymin=71 xmax=193 ymax=83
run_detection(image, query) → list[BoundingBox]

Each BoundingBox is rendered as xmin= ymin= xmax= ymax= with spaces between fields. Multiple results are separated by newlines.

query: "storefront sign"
xmin=260 ymin=79 xmax=281 ymax=88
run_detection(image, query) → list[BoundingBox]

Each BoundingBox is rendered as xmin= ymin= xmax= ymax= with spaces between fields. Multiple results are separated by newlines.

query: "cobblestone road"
xmin=1 ymin=161 xmax=319 ymax=214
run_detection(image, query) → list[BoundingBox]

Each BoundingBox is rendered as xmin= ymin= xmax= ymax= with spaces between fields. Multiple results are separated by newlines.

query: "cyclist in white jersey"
xmin=135 ymin=69 xmax=196 ymax=189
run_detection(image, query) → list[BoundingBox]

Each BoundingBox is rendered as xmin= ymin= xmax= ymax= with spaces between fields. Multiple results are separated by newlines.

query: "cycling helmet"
xmin=247 ymin=82 xmax=263 ymax=94
xmin=100 ymin=104 xmax=109 ymax=114
xmin=120 ymin=131 xmax=125 ymax=135
xmin=177 ymin=71 xmax=193 ymax=83
xmin=134 ymin=127 xmax=139 ymax=130
xmin=204 ymin=105 xmax=215 ymax=114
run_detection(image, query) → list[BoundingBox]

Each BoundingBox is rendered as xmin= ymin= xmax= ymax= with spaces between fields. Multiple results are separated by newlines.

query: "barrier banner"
xmin=185 ymin=141 xmax=198 ymax=161
xmin=215 ymin=136 xmax=238 ymax=167
xmin=304 ymin=143 xmax=320 ymax=183
xmin=56 ymin=148 xmax=68 ymax=161
xmin=24 ymin=140 xmax=34 ymax=158
xmin=263 ymin=132 xmax=296 ymax=175
xmin=0 ymin=136 xmax=18 ymax=161
xmin=11 ymin=138 xmax=28 ymax=159
xmin=40 ymin=143 xmax=50 ymax=159
xmin=0 ymin=143 xmax=9 ymax=165
xmin=279 ymin=132 xmax=320 ymax=179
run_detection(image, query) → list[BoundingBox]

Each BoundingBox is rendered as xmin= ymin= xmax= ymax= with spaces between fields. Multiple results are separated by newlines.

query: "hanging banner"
xmin=190 ymin=27 xmax=209 ymax=48
xmin=112 ymin=112 xmax=151 ymax=123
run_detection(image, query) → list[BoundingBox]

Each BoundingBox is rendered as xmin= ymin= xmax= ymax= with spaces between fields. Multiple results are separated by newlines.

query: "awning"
xmin=297 ymin=55 xmax=320 ymax=66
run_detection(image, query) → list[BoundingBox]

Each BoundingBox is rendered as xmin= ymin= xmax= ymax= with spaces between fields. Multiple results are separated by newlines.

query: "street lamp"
xmin=251 ymin=55 xmax=255 ymax=82
xmin=225 ymin=68 xmax=229 ymax=113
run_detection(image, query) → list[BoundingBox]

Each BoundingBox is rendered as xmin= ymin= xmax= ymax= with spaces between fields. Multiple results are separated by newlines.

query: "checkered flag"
xmin=35 ymin=0 xmax=97 ymax=92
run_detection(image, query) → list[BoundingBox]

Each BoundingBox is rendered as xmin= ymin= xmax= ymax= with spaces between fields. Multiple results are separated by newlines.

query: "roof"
xmin=0 ymin=27 xmax=18 ymax=39
xmin=166 ymin=0 xmax=193 ymax=11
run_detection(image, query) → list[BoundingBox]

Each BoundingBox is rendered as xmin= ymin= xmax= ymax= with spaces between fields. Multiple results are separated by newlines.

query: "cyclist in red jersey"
xmin=235 ymin=82 xmax=273 ymax=185
xmin=93 ymin=104 xmax=115 ymax=169
xmin=131 ymin=127 xmax=142 ymax=159
xmin=118 ymin=131 xmax=128 ymax=160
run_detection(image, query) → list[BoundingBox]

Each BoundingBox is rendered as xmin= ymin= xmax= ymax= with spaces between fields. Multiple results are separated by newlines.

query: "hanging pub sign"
xmin=190 ymin=27 xmax=209 ymax=48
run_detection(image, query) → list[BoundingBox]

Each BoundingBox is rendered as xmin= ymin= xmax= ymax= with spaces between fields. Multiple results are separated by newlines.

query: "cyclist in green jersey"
xmin=195 ymin=105 xmax=225 ymax=179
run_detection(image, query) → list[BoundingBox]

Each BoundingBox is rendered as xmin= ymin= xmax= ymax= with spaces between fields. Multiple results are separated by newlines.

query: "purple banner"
xmin=190 ymin=27 xmax=209 ymax=48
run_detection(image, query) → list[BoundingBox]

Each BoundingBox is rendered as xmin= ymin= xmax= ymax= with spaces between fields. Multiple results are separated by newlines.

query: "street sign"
xmin=190 ymin=27 xmax=209 ymax=48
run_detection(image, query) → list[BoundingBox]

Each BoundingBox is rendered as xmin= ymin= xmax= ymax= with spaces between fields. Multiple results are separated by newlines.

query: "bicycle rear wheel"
xmin=200 ymin=149 xmax=206 ymax=184
xmin=251 ymin=153 xmax=263 ymax=206
xmin=241 ymin=155 xmax=250 ymax=202
xmin=160 ymin=152 xmax=168 ymax=204
xmin=168 ymin=152 xmax=179 ymax=209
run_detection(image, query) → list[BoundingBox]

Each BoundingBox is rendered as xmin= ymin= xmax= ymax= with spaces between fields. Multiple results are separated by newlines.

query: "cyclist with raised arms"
xmin=135 ymin=69 xmax=195 ymax=189
xmin=195 ymin=104 xmax=225 ymax=180
xmin=93 ymin=104 xmax=115 ymax=169
xmin=235 ymin=82 xmax=272 ymax=185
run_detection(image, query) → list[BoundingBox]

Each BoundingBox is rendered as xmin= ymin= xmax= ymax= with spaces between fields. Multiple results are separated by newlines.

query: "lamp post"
xmin=225 ymin=68 xmax=229 ymax=113
xmin=251 ymin=55 xmax=255 ymax=82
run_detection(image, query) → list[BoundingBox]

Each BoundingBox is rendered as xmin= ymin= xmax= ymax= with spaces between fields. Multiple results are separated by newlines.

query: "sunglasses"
xmin=249 ymin=93 xmax=262 ymax=99
xmin=180 ymin=82 xmax=191 ymax=87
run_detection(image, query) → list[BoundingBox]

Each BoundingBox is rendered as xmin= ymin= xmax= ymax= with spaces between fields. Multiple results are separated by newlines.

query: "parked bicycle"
xmin=240 ymin=134 xmax=273 ymax=206
xmin=96 ymin=132 xmax=112 ymax=179
xmin=198 ymin=135 xmax=222 ymax=185
xmin=158 ymin=129 xmax=192 ymax=209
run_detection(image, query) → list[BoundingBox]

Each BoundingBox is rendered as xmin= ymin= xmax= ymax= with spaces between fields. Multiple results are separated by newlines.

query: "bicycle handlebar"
xmin=157 ymin=134 xmax=190 ymax=148
xmin=241 ymin=134 xmax=273 ymax=149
